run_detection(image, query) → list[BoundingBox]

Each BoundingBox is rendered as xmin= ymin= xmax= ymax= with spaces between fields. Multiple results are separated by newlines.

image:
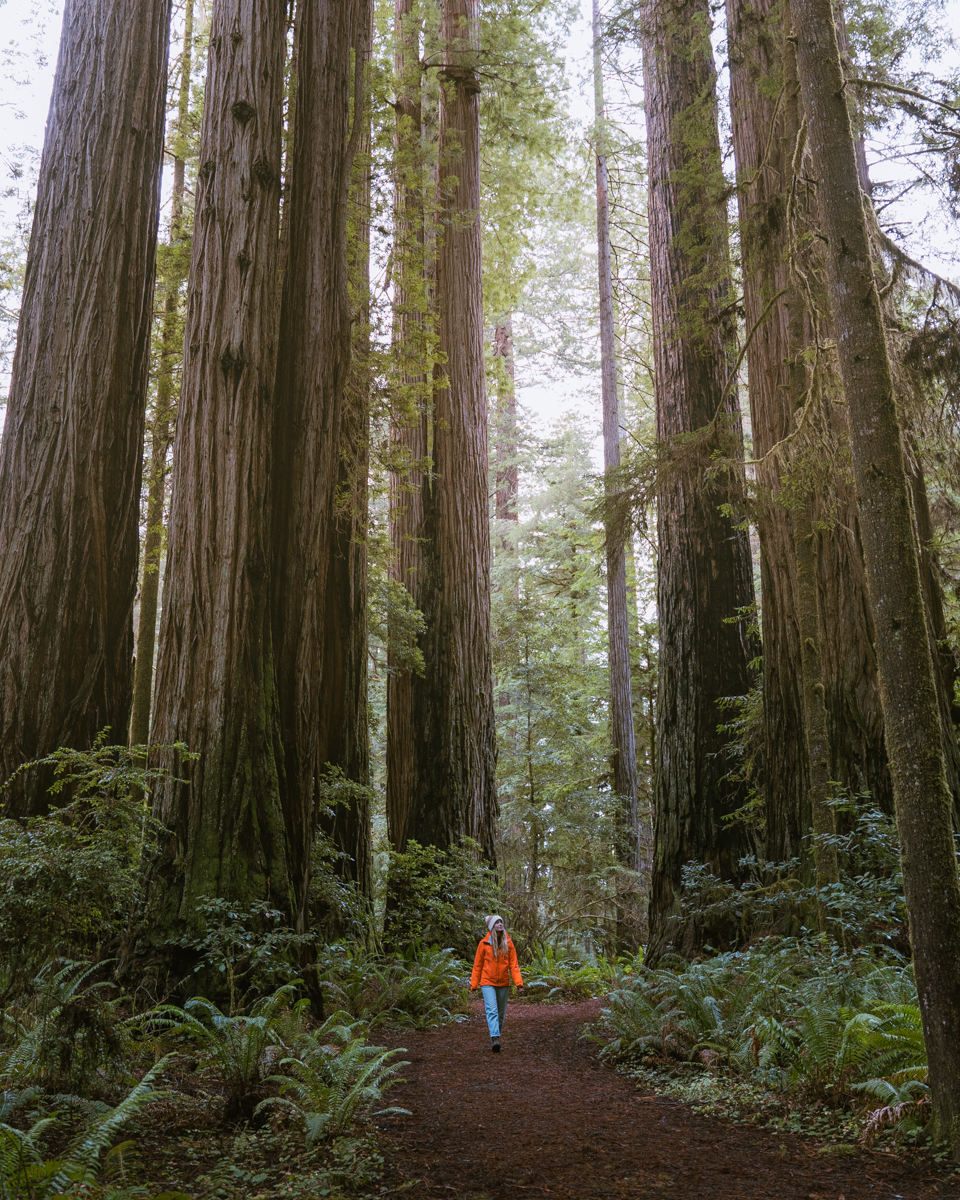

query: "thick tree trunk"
xmin=0 ymin=0 xmax=171 ymax=813
xmin=641 ymin=0 xmax=759 ymax=962
xmin=387 ymin=0 xmax=430 ymax=853
xmin=271 ymin=0 xmax=360 ymax=927
xmin=593 ymin=0 xmax=639 ymax=887
xmin=408 ymin=0 xmax=498 ymax=860
xmin=316 ymin=2 xmax=374 ymax=907
xmin=726 ymin=0 xmax=808 ymax=862
xmin=148 ymin=0 xmax=290 ymax=929
xmin=791 ymin=0 xmax=960 ymax=1148
xmin=130 ymin=0 xmax=195 ymax=750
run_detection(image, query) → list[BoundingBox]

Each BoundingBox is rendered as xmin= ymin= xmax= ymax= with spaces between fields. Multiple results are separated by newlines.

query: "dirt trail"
xmin=377 ymin=998 xmax=958 ymax=1200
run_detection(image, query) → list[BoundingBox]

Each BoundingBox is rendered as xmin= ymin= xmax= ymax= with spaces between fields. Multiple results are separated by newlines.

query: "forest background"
xmin=3 ymin=0 xmax=960 ymax=1186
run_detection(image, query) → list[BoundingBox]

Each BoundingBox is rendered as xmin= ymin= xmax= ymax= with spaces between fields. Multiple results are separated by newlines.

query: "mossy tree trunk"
xmin=0 ymin=0 xmax=171 ymax=813
xmin=641 ymin=0 xmax=760 ymax=962
xmin=387 ymin=0 xmax=431 ymax=853
xmin=316 ymin=1 xmax=374 ymax=909
xmin=791 ymin=0 xmax=960 ymax=1148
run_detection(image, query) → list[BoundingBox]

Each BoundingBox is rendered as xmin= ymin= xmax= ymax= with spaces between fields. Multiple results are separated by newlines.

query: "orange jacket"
xmin=471 ymin=932 xmax=523 ymax=989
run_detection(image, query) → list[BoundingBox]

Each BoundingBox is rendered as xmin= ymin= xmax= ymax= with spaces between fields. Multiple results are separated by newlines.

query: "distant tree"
xmin=593 ymin=0 xmax=639 ymax=911
xmin=130 ymin=0 xmax=197 ymax=749
xmin=640 ymin=0 xmax=760 ymax=961
xmin=0 ymin=0 xmax=172 ymax=813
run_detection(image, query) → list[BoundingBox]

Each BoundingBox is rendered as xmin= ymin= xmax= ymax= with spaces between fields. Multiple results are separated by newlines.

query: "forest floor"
xmin=376 ymin=999 xmax=959 ymax=1200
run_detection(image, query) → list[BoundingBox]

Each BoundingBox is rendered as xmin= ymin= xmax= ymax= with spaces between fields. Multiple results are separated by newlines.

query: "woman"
xmin=470 ymin=914 xmax=523 ymax=1052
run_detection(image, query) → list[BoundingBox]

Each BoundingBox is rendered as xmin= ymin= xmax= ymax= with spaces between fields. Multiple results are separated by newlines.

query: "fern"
xmin=257 ymin=1011 xmax=409 ymax=1141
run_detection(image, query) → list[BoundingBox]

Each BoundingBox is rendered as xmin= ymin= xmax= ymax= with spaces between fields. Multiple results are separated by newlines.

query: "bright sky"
xmin=1 ymin=0 xmax=958 ymax=441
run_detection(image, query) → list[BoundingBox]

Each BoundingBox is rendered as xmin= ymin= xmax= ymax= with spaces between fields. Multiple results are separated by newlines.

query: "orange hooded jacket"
xmin=470 ymin=932 xmax=523 ymax=989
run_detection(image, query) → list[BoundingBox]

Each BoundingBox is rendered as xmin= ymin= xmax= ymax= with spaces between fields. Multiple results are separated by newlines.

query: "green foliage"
xmin=382 ymin=839 xmax=500 ymax=957
xmin=1 ymin=961 xmax=131 ymax=1095
xmin=675 ymin=800 xmax=910 ymax=951
xmin=257 ymin=1011 xmax=409 ymax=1142
xmin=523 ymin=944 xmax=635 ymax=1003
xmin=493 ymin=419 xmax=648 ymax=954
xmin=596 ymin=939 xmax=930 ymax=1143
xmin=147 ymin=985 xmax=306 ymax=1122
xmin=318 ymin=944 xmax=468 ymax=1030
xmin=0 ymin=739 xmax=186 ymax=1001
xmin=0 ymin=1060 xmax=177 ymax=1199
xmin=172 ymin=900 xmax=313 ymax=1016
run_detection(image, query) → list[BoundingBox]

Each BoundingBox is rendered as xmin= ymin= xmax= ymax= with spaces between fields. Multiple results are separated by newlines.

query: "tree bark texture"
xmin=316 ymin=1 xmax=374 ymax=906
xmin=387 ymin=0 xmax=430 ymax=853
xmin=130 ymin=0 xmax=194 ymax=750
xmin=725 ymin=0 xmax=808 ymax=862
xmin=594 ymin=0 xmax=640 ymax=878
xmin=792 ymin=0 xmax=960 ymax=1147
xmin=408 ymin=0 xmax=498 ymax=860
xmin=0 ymin=0 xmax=171 ymax=813
xmin=148 ymin=0 xmax=290 ymax=925
xmin=271 ymin=0 xmax=361 ymax=925
xmin=642 ymin=0 xmax=760 ymax=962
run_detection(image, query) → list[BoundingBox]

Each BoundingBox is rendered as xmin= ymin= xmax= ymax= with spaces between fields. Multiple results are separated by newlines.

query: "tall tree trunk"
xmin=387 ymin=0 xmax=430 ymax=853
xmin=316 ymin=0 xmax=374 ymax=907
xmin=407 ymin=0 xmax=498 ymax=860
xmin=0 ymin=0 xmax=171 ymax=813
xmin=271 ymin=0 xmax=360 ymax=928
xmin=148 ymin=0 xmax=289 ymax=932
xmin=725 ymin=0 xmax=808 ymax=861
xmin=130 ymin=0 xmax=195 ymax=749
xmin=791 ymin=0 xmax=960 ymax=1148
xmin=641 ymin=0 xmax=759 ymax=962
xmin=492 ymin=317 xmax=519 ymax=531
xmin=593 ymin=0 xmax=639 ymax=889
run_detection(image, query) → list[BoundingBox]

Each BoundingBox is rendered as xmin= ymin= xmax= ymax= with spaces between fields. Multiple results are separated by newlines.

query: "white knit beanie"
xmin=485 ymin=914 xmax=504 ymax=932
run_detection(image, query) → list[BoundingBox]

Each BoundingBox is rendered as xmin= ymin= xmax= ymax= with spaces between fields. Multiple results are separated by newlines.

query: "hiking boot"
xmin=491 ymin=1038 xmax=501 ymax=1053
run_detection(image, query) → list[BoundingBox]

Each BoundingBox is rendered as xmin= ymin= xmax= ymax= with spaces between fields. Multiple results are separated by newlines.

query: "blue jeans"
xmin=480 ymin=984 xmax=509 ymax=1039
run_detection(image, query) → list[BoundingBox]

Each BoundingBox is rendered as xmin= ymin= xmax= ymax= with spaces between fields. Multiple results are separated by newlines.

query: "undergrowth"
xmin=593 ymin=938 xmax=939 ymax=1151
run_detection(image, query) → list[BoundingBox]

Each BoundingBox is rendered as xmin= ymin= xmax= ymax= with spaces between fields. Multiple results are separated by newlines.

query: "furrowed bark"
xmin=641 ymin=0 xmax=759 ymax=962
xmin=410 ymin=0 xmax=498 ymax=860
xmin=271 ymin=0 xmax=360 ymax=927
xmin=791 ymin=0 xmax=960 ymax=1148
xmin=593 ymin=0 xmax=640 ymax=891
xmin=387 ymin=0 xmax=430 ymax=853
xmin=316 ymin=0 xmax=374 ymax=909
xmin=0 ymin=0 xmax=171 ymax=812
xmin=148 ymin=0 xmax=290 ymax=931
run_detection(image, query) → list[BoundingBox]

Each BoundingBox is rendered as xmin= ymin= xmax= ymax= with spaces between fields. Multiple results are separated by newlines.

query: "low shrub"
xmin=319 ymin=944 xmax=468 ymax=1029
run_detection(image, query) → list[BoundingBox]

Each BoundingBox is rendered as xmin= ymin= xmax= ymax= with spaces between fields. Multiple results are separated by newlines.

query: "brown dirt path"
xmin=376 ymin=998 xmax=959 ymax=1200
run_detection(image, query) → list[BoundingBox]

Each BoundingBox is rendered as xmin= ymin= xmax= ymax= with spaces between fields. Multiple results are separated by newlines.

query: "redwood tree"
xmin=642 ymin=0 xmax=759 ymax=961
xmin=791 ymin=0 xmax=960 ymax=1147
xmin=399 ymin=0 xmax=498 ymax=860
xmin=271 ymin=0 xmax=364 ymax=924
xmin=593 ymin=0 xmax=640 ymax=884
xmin=148 ymin=0 xmax=290 ymax=926
xmin=0 ymin=0 xmax=171 ymax=813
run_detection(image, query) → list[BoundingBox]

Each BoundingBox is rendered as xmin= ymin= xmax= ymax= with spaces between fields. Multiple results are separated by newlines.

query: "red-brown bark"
xmin=0 ymin=0 xmax=171 ymax=813
xmin=148 ymin=0 xmax=290 ymax=925
xmin=641 ymin=0 xmax=759 ymax=961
